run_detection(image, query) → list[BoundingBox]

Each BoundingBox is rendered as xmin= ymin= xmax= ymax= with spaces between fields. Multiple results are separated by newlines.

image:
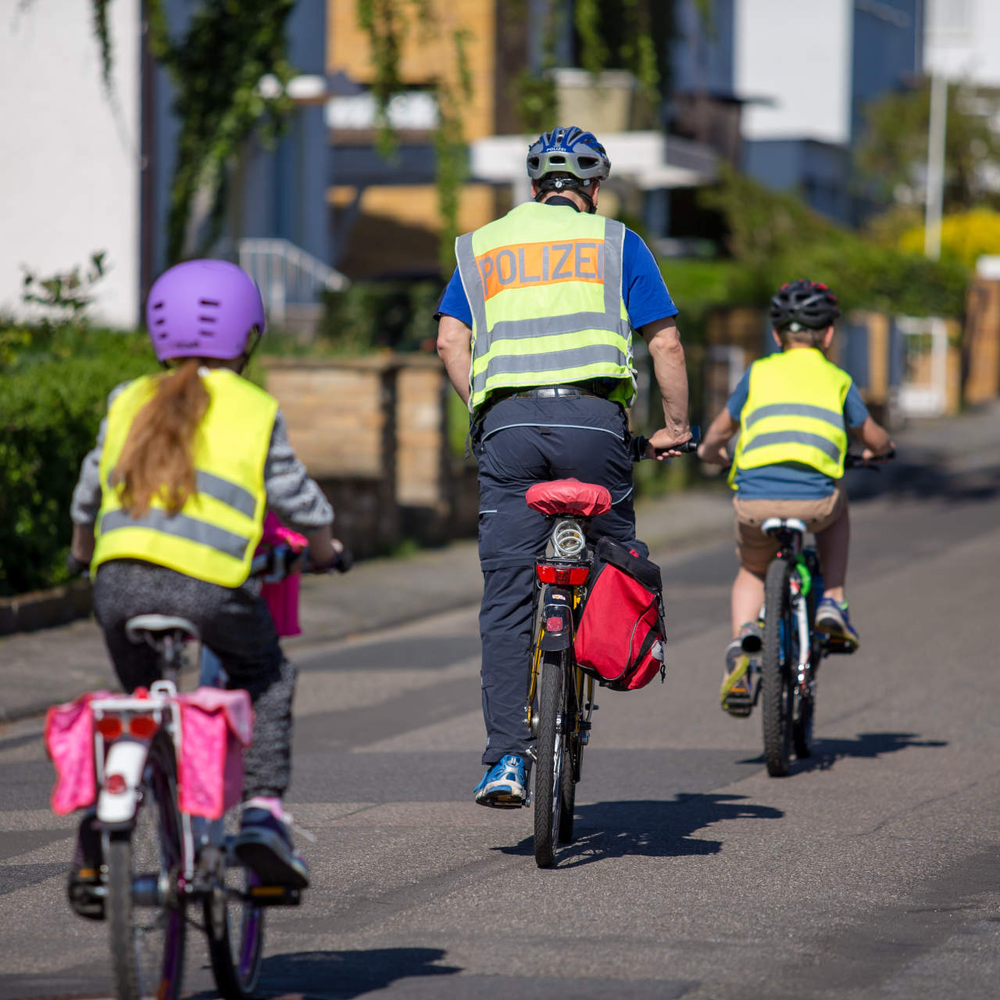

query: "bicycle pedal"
xmin=248 ymin=884 xmax=302 ymax=907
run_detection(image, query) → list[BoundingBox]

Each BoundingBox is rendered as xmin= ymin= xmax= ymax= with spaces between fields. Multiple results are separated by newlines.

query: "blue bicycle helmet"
xmin=526 ymin=126 xmax=610 ymax=211
xmin=526 ymin=126 xmax=611 ymax=182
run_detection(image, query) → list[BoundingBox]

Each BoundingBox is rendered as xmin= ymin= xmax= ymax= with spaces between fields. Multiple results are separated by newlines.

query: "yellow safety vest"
xmin=93 ymin=369 xmax=277 ymax=587
xmin=455 ymin=201 xmax=636 ymax=414
xmin=730 ymin=348 xmax=852 ymax=487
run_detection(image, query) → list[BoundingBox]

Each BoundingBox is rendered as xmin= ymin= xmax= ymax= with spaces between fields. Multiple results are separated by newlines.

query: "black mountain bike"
xmin=753 ymin=451 xmax=894 ymax=776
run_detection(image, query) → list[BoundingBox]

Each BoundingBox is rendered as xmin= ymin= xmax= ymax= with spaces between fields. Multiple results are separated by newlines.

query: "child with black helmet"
xmin=698 ymin=280 xmax=893 ymax=717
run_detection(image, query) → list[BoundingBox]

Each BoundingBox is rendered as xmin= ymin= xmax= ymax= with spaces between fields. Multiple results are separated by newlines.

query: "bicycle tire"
xmin=534 ymin=649 xmax=566 ymax=868
xmin=761 ymin=558 xmax=795 ymax=777
xmin=792 ymin=685 xmax=815 ymax=760
xmin=204 ymin=816 xmax=265 ymax=1000
xmin=558 ymin=734 xmax=576 ymax=844
xmin=106 ymin=738 xmax=186 ymax=1000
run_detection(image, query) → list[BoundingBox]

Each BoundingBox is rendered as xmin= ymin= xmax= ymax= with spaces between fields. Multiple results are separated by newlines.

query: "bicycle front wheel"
xmin=204 ymin=841 xmax=265 ymax=1000
xmin=761 ymin=558 xmax=795 ymax=777
xmin=534 ymin=650 xmax=567 ymax=868
xmin=106 ymin=738 xmax=186 ymax=1000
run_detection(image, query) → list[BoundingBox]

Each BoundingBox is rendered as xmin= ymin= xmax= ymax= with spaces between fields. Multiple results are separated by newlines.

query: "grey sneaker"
xmin=816 ymin=597 xmax=860 ymax=652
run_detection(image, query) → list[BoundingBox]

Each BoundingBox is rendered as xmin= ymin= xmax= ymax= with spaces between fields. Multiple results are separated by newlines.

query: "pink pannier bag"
xmin=259 ymin=512 xmax=308 ymax=637
xmin=176 ymin=688 xmax=254 ymax=820
xmin=45 ymin=691 xmax=112 ymax=815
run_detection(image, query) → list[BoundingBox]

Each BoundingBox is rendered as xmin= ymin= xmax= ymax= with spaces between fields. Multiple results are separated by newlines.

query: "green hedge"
xmin=0 ymin=326 xmax=153 ymax=596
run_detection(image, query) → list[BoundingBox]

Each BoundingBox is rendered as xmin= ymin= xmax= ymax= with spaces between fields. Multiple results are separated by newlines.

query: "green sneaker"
xmin=720 ymin=640 xmax=754 ymax=718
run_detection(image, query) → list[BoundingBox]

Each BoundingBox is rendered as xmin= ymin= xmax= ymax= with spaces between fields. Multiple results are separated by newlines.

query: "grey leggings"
xmin=92 ymin=560 xmax=295 ymax=798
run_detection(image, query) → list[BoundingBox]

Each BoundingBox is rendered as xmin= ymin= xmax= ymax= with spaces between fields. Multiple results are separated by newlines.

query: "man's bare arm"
xmin=640 ymin=316 xmax=691 ymax=455
xmin=436 ymin=314 xmax=473 ymax=405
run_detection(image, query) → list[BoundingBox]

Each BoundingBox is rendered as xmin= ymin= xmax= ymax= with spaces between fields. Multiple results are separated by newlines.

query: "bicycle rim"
xmin=534 ymin=650 xmax=566 ymax=868
xmin=761 ymin=559 xmax=794 ymax=777
xmin=106 ymin=739 xmax=186 ymax=1000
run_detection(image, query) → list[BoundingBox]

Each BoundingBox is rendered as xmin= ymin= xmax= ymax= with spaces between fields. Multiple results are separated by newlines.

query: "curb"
xmin=0 ymin=580 xmax=93 ymax=636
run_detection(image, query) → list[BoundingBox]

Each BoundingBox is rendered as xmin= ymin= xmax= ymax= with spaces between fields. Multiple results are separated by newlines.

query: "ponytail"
xmin=113 ymin=360 xmax=210 ymax=517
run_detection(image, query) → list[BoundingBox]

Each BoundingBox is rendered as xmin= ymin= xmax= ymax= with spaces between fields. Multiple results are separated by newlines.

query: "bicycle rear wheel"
xmin=106 ymin=738 xmax=186 ymax=1000
xmin=204 ymin=815 xmax=265 ymax=1000
xmin=761 ymin=558 xmax=796 ymax=777
xmin=534 ymin=650 xmax=567 ymax=868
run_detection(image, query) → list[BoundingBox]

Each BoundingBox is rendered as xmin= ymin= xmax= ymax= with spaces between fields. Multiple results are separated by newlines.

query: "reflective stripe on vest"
xmin=93 ymin=369 xmax=277 ymax=587
xmin=730 ymin=348 xmax=852 ymax=487
xmin=455 ymin=202 xmax=636 ymax=413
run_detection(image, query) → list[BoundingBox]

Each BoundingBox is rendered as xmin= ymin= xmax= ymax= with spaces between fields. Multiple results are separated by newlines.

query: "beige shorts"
xmin=733 ymin=485 xmax=847 ymax=576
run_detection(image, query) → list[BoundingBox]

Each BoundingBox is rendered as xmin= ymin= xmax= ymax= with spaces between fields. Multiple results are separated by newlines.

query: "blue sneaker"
xmin=234 ymin=806 xmax=309 ymax=888
xmin=474 ymin=755 xmax=528 ymax=808
xmin=816 ymin=597 xmax=860 ymax=652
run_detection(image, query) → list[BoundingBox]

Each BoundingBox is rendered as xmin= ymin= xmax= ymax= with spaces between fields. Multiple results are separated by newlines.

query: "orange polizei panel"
xmin=475 ymin=239 xmax=605 ymax=301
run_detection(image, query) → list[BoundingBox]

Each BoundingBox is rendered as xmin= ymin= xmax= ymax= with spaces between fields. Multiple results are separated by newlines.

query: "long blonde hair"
xmin=113 ymin=360 xmax=210 ymax=517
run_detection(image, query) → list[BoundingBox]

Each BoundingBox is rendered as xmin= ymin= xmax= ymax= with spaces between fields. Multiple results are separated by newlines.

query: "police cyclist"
xmin=435 ymin=126 xmax=692 ymax=807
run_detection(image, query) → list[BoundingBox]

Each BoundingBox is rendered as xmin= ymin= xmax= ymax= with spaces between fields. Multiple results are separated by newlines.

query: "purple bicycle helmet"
xmin=145 ymin=259 xmax=266 ymax=363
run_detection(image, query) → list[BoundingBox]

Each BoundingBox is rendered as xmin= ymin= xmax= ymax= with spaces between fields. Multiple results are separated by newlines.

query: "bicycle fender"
xmin=97 ymin=737 xmax=150 ymax=826
xmin=539 ymin=586 xmax=572 ymax=651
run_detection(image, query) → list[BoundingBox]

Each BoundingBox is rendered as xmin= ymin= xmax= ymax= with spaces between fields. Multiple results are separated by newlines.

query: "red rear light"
xmin=546 ymin=616 xmax=565 ymax=632
xmin=96 ymin=716 xmax=123 ymax=739
xmin=105 ymin=774 xmax=127 ymax=794
xmin=128 ymin=715 xmax=159 ymax=738
xmin=536 ymin=564 xmax=589 ymax=585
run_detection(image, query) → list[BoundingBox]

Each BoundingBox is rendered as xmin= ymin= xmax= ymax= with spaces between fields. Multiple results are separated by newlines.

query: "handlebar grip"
xmin=333 ymin=546 xmax=354 ymax=573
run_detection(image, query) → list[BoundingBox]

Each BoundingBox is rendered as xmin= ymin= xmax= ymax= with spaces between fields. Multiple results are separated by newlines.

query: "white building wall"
xmin=734 ymin=0 xmax=853 ymax=145
xmin=924 ymin=0 xmax=1000 ymax=85
xmin=0 ymin=1 xmax=141 ymax=328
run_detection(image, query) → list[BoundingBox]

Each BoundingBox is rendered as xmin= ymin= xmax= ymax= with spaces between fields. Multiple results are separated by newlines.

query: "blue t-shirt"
xmin=726 ymin=360 xmax=870 ymax=499
xmin=434 ymin=209 xmax=678 ymax=330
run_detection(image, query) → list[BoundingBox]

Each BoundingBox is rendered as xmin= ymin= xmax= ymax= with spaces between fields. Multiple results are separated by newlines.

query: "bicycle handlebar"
xmin=250 ymin=543 xmax=353 ymax=579
xmin=845 ymin=447 xmax=896 ymax=470
xmin=630 ymin=424 xmax=701 ymax=462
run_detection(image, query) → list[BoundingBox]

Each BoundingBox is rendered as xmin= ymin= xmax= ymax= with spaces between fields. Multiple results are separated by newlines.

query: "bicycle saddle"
xmin=526 ymin=478 xmax=612 ymax=517
xmin=761 ymin=517 xmax=807 ymax=537
xmin=125 ymin=615 xmax=201 ymax=644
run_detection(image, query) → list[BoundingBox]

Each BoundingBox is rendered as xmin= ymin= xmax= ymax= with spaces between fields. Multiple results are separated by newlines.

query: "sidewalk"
xmin=2 ymin=402 xmax=997 ymax=724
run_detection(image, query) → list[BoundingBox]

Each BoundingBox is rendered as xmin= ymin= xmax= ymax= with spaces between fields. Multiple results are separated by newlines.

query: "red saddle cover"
xmin=525 ymin=478 xmax=612 ymax=517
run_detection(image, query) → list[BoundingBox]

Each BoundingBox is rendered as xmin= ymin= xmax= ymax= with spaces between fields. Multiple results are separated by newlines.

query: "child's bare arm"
xmin=697 ymin=408 xmax=740 ymax=465
xmin=852 ymin=416 xmax=893 ymax=458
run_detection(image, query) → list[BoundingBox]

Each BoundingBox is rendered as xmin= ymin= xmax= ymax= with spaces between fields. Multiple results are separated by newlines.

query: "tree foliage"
xmin=701 ymin=165 xmax=969 ymax=319
xmin=856 ymin=78 xmax=1000 ymax=213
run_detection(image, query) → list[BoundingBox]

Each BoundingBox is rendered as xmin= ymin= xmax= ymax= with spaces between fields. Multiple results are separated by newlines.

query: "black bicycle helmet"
xmin=769 ymin=280 xmax=841 ymax=331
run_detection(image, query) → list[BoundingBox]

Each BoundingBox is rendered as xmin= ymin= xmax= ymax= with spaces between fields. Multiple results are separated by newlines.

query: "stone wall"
xmin=262 ymin=354 xmax=477 ymax=556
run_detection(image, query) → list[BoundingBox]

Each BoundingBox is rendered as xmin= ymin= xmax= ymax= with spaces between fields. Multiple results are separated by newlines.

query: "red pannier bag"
xmin=574 ymin=537 xmax=666 ymax=691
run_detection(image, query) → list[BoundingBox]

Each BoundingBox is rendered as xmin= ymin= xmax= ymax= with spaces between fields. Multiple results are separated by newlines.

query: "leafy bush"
xmin=317 ymin=280 xmax=445 ymax=354
xmin=898 ymin=208 xmax=1000 ymax=270
xmin=0 ymin=325 xmax=153 ymax=596
xmin=699 ymin=166 xmax=970 ymax=318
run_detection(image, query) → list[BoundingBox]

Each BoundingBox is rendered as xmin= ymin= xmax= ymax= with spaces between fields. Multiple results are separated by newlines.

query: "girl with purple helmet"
xmin=68 ymin=259 xmax=342 ymax=891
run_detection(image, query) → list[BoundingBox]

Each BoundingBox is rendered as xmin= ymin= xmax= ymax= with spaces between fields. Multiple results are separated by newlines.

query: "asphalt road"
xmin=2 ymin=445 xmax=1000 ymax=999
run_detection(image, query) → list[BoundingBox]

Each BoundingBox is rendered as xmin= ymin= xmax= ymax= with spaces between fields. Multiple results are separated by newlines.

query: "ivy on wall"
xmin=356 ymin=0 xmax=473 ymax=271
xmin=89 ymin=0 xmax=296 ymax=265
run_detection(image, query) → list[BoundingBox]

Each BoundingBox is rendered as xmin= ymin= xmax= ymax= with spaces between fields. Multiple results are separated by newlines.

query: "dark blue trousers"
xmin=473 ymin=395 xmax=642 ymax=765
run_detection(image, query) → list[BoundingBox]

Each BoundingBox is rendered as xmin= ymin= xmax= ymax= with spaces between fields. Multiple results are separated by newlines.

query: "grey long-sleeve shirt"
xmin=71 ymin=381 xmax=334 ymax=531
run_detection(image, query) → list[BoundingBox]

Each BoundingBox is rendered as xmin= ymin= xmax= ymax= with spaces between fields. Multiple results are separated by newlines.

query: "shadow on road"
xmin=847 ymin=455 xmax=1000 ymax=505
xmin=497 ymin=794 xmax=783 ymax=869
xmin=189 ymin=947 xmax=461 ymax=999
xmin=739 ymin=731 xmax=948 ymax=774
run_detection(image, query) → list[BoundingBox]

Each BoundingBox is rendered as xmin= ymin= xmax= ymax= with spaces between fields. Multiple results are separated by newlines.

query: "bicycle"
xmin=525 ymin=430 xmax=699 ymax=868
xmin=747 ymin=451 xmax=894 ymax=777
xmin=56 ymin=544 xmax=350 ymax=1000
